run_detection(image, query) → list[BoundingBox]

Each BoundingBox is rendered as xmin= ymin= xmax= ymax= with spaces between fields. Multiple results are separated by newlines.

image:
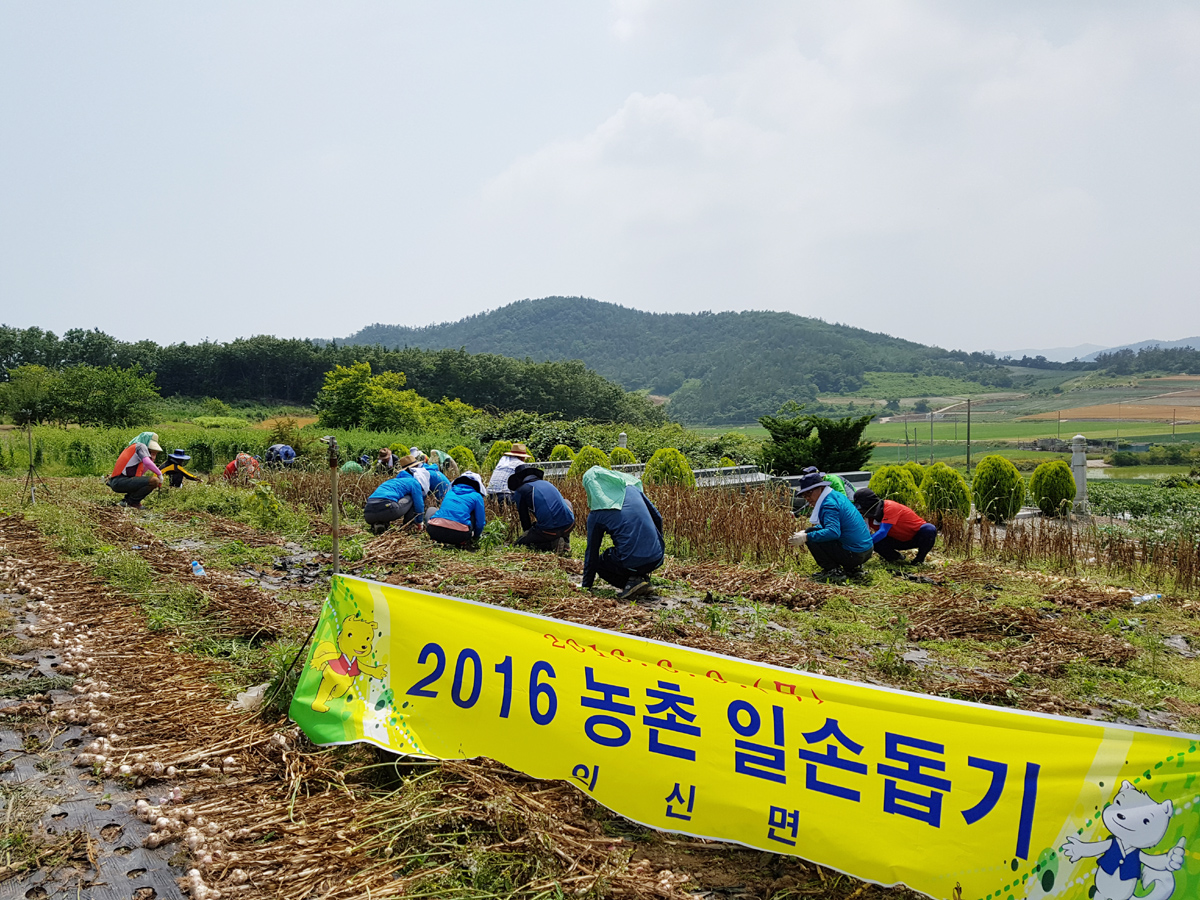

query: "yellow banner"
xmin=290 ymin=575 xmax=1200 ymax=900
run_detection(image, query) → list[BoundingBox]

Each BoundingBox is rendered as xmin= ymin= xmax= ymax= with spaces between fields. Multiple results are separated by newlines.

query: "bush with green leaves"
xmin=448 ymin=445 xmax=479 ymax=473
xmin=609 ymin=446 xmax=638 ymax=466
xmin=482 ymin=440 xmax=513 ymax=474
xmin=1029 ymin=460 xmax=1076 ymax=517
xmin=549 ymin=444 xmax=576 ymax=462
xmin=758 ymin=403 xmax=875 ymax=474
xmin=867 ymin=466 xmax=924 ymax=510
xmin=902 ymin=461 xmax=925 ymax=485
xmin=644 ymin=448 xmax=696 ymax=487
xmin=567 ymin=446 xmax=611 ymax=480
xmin=972 ymin=455 xmax=1026 ymax=522
xmin=719 ymin=456 xmax=738 ymax=468
xmin=919 ymin=462 xmax=971 ymax=520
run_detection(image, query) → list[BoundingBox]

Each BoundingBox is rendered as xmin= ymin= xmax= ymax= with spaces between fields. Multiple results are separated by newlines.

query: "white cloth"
xmin=809 ymin=486 xmax=833 ymax=523
xmin=410 ymin=466 xmax=431 ymax=492
xmin=487 ymin=454 xmax=523 ymax=495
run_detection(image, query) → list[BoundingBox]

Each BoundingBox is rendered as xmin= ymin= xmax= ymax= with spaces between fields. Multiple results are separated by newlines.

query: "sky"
xmin=2 ymin=1 xmax=1199 ymax=354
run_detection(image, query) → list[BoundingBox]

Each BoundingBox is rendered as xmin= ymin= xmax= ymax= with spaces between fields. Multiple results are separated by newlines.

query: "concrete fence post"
xmin=617 ymin=432 xmax=628 ymax=448
xmin=1071 ymin=434 xmax=1088 ymax=513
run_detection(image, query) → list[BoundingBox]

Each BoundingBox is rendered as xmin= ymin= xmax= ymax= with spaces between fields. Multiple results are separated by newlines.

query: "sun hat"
xmin=507 ymin=443 xmax=532 ymax=459
xmin=583 ymin=466 xmax=642 ymax=511
xmin=129 ymin=431 xmax=163 ymax=452
xmin=796 ymin=470 xmax=831 ymax=494
xmin=410 ymin=447 xmax=427 ymax=463
xmin=394 ymin=454 xmax=416 ymax=470
xmin=167 ymin=449 xmax=191 ymax=462
xmin=452 ymin=472 xmax=487 ymax=496
xmin=853 ymin=487 xmax=884 ymax=519
xmin=507 ymin=464 xmax=545 ymax=492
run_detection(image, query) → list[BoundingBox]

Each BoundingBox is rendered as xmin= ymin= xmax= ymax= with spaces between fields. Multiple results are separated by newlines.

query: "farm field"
xmin=3 ymin=470 xmax=1200 ymax=898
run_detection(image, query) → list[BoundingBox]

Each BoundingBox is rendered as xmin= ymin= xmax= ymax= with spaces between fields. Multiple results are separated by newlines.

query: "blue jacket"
xmin=424 ymin=464 xmax=451 ymax=503
xmin=368 ymin=470 xmax=425 ymax=518
xmin=806 ymin=488 xmax=872 ymax=553
xmin=515 ymin=480 xmax=575 ymax=532
xmin=583 ymin=487 xmax=664 ymax=588
xmin=432 ymin=482 xmax=486 ymax=538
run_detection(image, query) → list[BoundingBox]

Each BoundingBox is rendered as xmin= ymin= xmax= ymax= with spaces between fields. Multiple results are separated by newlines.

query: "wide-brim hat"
xmin=168 ymin=449 xmax=191 ymax=462
xmin=507 ymin=443 xmax=532 ymax=459
xmin=394 ymin=454 xmax=416 ymax=470
xmin=508 ymin=464 xmax=545 ymax=492
xmin=453 ymin=472 xmax=486 ymax=496
xmin=796 ymin=471 xmax=831 ymax=494
xmin=853 ymin=487 xmax=884 ymax=518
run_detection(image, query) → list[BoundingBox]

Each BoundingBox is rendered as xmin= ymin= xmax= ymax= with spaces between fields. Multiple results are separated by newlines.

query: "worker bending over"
xmin=788 ymin=470 xmax=874 ymax=584
xmin=509 ymin=464 xmax=575 ymax=554
xmin=581 ymin=467 xmax=664 ymax=600
xmin=853 ymin=488 xmax=937 ymax=566
xmin=108 ymin=432 xmax=163 ymax=509
xmin=427 ymin=472 xmax=487 ymax=548
xmin=363 ymin=454 xmax=425 ymax=534
xmin=161 ymin=449 xmax=200 ymax=488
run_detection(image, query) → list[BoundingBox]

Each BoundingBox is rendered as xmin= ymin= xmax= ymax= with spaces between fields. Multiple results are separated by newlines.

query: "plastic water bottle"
xmin=1131 ymin=593 xmax=1162 ymax=605
xmin=190 ymin=561 xmax=206 ymax=577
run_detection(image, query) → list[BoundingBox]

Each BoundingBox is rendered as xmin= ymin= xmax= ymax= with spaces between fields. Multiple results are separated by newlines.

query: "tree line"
xmin=0 ymin=326 xmax=665 ymax=425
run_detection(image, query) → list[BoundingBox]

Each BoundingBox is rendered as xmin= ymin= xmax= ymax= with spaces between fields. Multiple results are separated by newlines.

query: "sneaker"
xmin=846 ymin=568 xmax=872 ymax=585
xmin=618 ymin=577 xmax=653 ymax=600
xmin=809 ymin=568 xmax=847 ymax=585
xmin=553 ymin=536 xmax=571 ymax=557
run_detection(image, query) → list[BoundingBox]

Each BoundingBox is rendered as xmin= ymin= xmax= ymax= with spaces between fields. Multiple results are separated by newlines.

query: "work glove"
xmin=788 ymin=531 xmax=808 ymax=548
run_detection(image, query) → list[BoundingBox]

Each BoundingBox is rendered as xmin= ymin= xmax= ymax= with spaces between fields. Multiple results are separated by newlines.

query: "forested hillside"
xmin=0 ymin=327 xmax=662 ymax=425
xmin=346 ymin=297 xmax=1015 ymax=423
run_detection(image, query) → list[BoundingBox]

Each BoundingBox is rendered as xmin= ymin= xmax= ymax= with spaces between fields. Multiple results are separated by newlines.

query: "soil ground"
xmin=2 ymin=476 xmax=1198 ymax=899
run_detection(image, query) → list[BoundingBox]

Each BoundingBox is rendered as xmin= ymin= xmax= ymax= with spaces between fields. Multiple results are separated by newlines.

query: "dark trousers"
xmin=808 ymin=540 xmax=873 ymax=574
xmin=594 ymin=548 xmax=663 ymax=590
xmin=427 ymin=521 xmax=474 ymax=547
xmin=874 ymin=524 xmax=938 ymax=563
xmin=108 ymin=475 xmax=156 ymax=505
xmin=363 ymin=497 xmax=416 ymax=529
xmin=515 ymin=523 xmax=574 ymax=552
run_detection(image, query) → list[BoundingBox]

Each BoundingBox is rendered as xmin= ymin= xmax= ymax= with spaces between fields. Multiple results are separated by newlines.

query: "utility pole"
xmin=904 ymin=419 xmax=910 ymax=461
xmin=929 ymin=411 xmax=934 ymax=465
xmin=1057 ymin=410 xmax=1061 ymax=441
xmin=1173 ymin=409 xmax=1176 ymax=440
xmin=966 ymin=398 xmax=971 ymax=473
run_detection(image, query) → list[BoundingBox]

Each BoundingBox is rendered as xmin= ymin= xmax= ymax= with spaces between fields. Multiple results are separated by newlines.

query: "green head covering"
xmin=128 ymin=431 xmax=160 ymax=449
xmin=583 ymin=466 xmax=643 ymax=511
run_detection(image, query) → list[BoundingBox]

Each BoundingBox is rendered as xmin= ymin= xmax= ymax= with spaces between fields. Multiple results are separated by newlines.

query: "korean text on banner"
xmin=290 ymin=575 xmax=1200 ymax=900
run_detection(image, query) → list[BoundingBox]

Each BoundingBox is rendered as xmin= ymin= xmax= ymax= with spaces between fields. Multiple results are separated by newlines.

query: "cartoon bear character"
xmin=309 ymin=615 xmax=388 ymax=713
xmin=1061 ymin=780 xmax=1186 ymax=900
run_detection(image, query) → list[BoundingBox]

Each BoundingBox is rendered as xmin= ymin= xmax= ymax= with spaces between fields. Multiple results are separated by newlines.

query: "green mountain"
xmin=344 ymin=297 xmax=1013 ymax=424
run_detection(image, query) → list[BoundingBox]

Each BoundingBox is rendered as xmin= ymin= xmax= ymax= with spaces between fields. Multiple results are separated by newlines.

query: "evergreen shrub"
xmin=449 ymin=445 xmax=479 ymax=473
xmin=1029 ymin=460 xmax=1076 ymax=517
xmin=972 ymin=455 xmax=1026 ymax=522
xmin=919 ymin=462 xmax=971 ymax=520
xmin=567 ymin=446 xmax=610 ymax=479
xmin=902 ymin=461 xmax=925 ymax=485
xmin=719 ymin=456 xmax=738 ymax=468
xmin=549 ymin=444 xmax=576 ymax=462
xmin=483 ymin=440 xmax=512 ymax=474
xmin=610 ymin=447 xmax=638 ymax=466
xmin=868 ymin=465 xmax=924 ymax=510
xmin=644 ymin=448 xmax=696 ymax=487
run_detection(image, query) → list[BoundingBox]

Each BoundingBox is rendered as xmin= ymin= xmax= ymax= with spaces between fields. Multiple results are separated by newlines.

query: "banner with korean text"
xmin=290 ymin=575 xmax=1200 ymax=900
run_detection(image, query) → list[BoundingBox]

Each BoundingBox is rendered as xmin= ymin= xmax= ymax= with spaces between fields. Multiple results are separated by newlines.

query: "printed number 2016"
xmin=405 ymin=643 xmax=557 ymax=725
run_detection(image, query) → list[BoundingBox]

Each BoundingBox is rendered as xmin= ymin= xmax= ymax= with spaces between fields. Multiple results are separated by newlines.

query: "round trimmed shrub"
xmin=610 ymin=446 xmax=638 ymax=466
xmin=567 ymin=446 xmax=610 ymax=480
xmin=1029 ymin=459 xmax=1076 ymax=517
xmin=719 ymin=456 xmax=738 ymax=468
xmin=919 ymin=462 xmax=971 ymax=520
xmin=644 ymin=448 xmax=696 ymax=487
xmin=972 ymin=455 xmax=1026 ymax=523
xmin=549 ymin=444 xmax=576 ymax=462
xmin=482 ymin=440 xmax=512 ymax=474
xmin=867 ymin=465 xmax=924 ymax=510
xmin=448 ymin=445 xmax=479 ymax=473
xmin=902 ymin=461 xmax=925 ymax=486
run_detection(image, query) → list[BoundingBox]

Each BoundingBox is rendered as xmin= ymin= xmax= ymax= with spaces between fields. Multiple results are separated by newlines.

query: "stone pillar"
xmin=1071 ymin=434 xmax=1088 ymax=513
xmin=617 ymin=432 xmax=628 ymax=448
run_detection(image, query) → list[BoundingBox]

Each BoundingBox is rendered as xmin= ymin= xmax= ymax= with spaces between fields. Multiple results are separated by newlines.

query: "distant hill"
xmin=988 ymin=343 xmax=1107 ymax=363
xmin=1082 ymin=336 xmax=1200 ymax=361
xmin=342 ymin=297 xmax=1014 ymax=424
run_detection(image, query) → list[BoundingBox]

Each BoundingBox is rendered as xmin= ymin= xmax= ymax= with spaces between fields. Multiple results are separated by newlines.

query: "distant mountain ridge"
xmin=1083 ymin=336 xmax=1200 ymax=361
xmin=340 ymin=297 xmax=1013 ymax=424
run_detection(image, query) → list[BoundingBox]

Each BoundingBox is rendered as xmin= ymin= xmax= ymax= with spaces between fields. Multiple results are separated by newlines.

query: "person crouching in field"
xmin=580 ymin=467 xmax=664 ymax=600
xmin=509 ymin=464 xmax=575 ymax=554
xmin=427 ymin=472 xmax=487 ymax=548
xmin=160 ymin=449 xmax=200 ymax=488
xmin=788 ymin=470 xmax=873 ymax=584
xmin=487 ymin=443 xmax=532 ymax=503
xmin=108 ymin=432 xmax=164 ymax=509
xmin=363 ymin=454 xmax=424 ymax=535
xmin=853 ymin=488 xmax=937 ymax=566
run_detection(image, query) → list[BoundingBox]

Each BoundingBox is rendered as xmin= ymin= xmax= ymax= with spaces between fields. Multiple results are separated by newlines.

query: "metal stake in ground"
xmin=321 ymin=436 xmax=341 ymax=576
xmin=21 ymin=425 xmax=52 ymax=506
